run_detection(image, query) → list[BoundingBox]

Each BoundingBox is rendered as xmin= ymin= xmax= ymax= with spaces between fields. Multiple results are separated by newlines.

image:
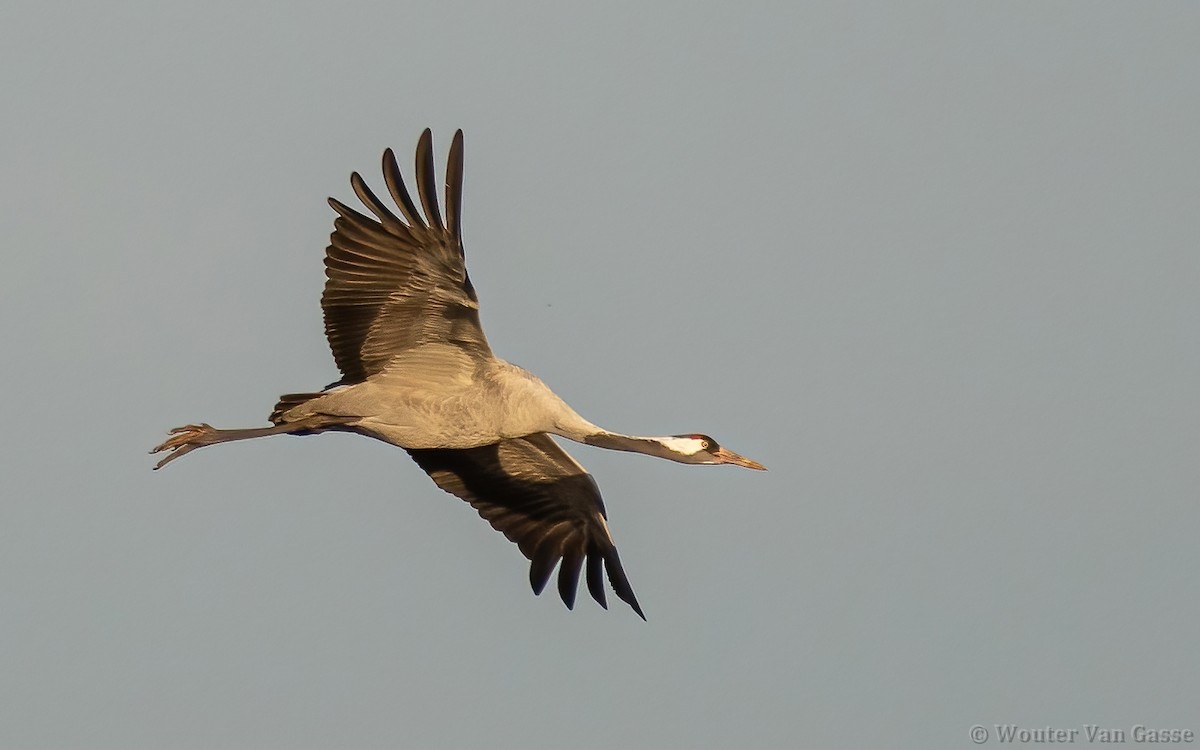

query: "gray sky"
xmin=2 ymin=2 xmax=1197 ymax=748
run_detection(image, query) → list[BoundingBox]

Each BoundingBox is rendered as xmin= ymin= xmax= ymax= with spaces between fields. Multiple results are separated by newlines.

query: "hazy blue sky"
xmin=2 ymin=2 xmax=1197 ymax=748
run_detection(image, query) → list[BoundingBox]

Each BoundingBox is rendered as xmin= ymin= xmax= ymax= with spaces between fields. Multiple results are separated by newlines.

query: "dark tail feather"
xmin=270 ymin=392 xmax=323 ymax=425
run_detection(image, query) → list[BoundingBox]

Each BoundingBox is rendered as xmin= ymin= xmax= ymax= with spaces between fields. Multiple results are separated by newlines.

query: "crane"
xmin=153 ymin=130 xmax=764 ymax=618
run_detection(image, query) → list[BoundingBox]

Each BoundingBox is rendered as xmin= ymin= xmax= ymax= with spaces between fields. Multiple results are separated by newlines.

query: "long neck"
xmin=582 ymin=431 xmax=688 ymax=463
xmin=545 ymin=402 xmax=689 ymax=463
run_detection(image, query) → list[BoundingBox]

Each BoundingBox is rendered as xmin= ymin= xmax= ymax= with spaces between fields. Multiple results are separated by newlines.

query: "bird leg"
xmin=151 ymin=420 xmax=327 ymax=470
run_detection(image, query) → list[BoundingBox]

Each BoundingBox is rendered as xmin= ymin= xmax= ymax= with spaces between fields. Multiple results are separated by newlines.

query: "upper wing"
xmin=406 ymin=433 xmax=646 ymax=619
xmin=321 ymin=129 xmax=491 ymax=383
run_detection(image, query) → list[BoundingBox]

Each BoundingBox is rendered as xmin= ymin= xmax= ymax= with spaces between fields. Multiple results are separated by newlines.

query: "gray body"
xmin=286 ymin=348 xmax=598 ymax=450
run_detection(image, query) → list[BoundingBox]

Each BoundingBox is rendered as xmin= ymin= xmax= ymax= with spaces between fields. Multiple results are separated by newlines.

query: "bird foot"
xmin=150 ymin=423 xmax=217 ymax=469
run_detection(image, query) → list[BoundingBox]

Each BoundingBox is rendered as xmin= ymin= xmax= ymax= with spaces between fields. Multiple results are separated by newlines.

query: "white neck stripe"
xmin=658 ymin=437 xmax=705 ymax=455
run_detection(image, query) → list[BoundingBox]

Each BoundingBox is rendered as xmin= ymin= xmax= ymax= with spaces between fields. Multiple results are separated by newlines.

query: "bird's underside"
xmin=154 ymin=129 xmax=764 ymax=619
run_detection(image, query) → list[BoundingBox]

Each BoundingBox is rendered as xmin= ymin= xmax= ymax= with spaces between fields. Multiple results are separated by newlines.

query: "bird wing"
xmin=406 ymin=433 xmax=646 ymax=619
xmin=321 ymin=129 xmax=491 ymax=383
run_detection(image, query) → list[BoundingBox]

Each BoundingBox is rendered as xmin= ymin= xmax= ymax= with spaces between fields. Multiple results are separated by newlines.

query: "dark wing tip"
xmin=381 ymin=146 xmax=425 ymax=229
xmin=327 ymin=196 xmax=364 ymax=221
xmin=556 ymin=547 xmax=584 ymax=611
xmin=529 ymin=541 xmax=559 ymax=596
xmin=604 ymin=548 xmax=647 ymax=620
xmin=350 ymin=171 xmax=405 ymax=229
xmin=586 ymin=554 xmax=608 ymax=610
xmin=415 ymin=129 xmax=444 ymax=232
xmin=445 ymin=129 xmax=465 ymax=244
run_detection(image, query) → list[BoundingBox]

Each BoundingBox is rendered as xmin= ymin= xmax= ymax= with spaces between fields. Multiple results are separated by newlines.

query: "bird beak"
xmin=714 ymin=446 xmax=767 ymax=471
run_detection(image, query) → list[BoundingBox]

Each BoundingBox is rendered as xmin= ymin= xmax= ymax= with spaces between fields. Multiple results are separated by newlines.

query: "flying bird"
xmin=152 ymin=130 xmax=764 ymax=618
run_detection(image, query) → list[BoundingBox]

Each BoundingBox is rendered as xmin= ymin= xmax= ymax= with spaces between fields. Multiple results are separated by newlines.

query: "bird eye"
xmin=700 ymin=440 xmax=711 ymax=450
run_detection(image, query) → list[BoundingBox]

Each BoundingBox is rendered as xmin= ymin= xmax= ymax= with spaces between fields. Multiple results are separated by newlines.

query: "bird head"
xmin=663 ymin=434 xmax=766 ymax=470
